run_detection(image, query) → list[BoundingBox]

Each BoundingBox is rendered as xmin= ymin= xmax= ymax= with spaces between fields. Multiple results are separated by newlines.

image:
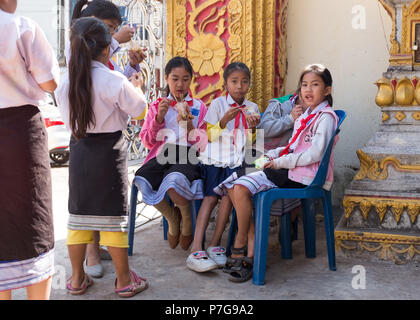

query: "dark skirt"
xmin=68 ymin=131 xmax=129 ymax=232
xmin=0 ymin=105 xmax=54 ymax=261
xmin=200 ymin=164 xmax=242 ymax=198
xmin=134 ymin=144 xmax=203 ymax=205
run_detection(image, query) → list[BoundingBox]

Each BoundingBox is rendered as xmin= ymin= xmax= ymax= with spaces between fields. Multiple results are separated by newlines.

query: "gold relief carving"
xmin=395 ymin=111 xmax=406 ymax=121
xmin=378 ymin=0 xmax=399 ymax=55
xmin=382 ymin=112 xmax=390 ymax=122
xmin=342 ymin=195 xmax=420 ymax=224
xmin=395 ymin=77 xmax=415 ymax=105
xmin=355 ymin=149 xmax=420 ymax=181
xmin=335 ymin=230 xmax=420 ymax=262
xmin=188 ymin=34 xmax=227 ymax=76
xmin=227 ymin=0 xmax=242 ymax=63
xmin=375 ymin=78 xmax=394 ymax=106
xmin=412 ymin=112 xmax=420 ymax=120
xmin=166 ymin=0 xmax=187 ymax=59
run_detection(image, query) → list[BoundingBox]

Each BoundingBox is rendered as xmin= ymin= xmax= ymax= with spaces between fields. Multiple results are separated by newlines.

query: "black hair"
xmin=68 ymin=17 xmax=112 ymax=139
xmin=72 ymin=0 xmax=122 ymax=24
xmin=298 ymin=64 xmax=333 ymax=106
xmin=223 ymin=62 xmax=251 ymax=82
xmin=162 ymin=56 xmax=193 ymax=97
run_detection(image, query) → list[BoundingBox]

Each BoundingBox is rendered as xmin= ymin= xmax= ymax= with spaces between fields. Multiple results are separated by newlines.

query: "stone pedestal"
xmin=335 ymin=0 xmax=420 ymax=262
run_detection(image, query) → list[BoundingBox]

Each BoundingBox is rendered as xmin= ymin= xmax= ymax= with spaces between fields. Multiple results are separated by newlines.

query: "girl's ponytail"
xmin=68 ymin=17 xmax=111 ymax=139
xmin=71 ymin=0 xmax=89 ymax=21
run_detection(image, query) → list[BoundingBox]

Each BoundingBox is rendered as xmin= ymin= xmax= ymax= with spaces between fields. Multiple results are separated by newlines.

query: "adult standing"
xmin=0 ymin=0 xmax=59 ymax=299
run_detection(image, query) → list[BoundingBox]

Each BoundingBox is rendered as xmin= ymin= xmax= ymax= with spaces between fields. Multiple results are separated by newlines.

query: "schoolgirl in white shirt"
xmin=0 ymin=0 xmax=59 ymax=300
xmin=186 ymin=62 xmax=261 ymax=273
xmin=55 ymin=17 xmax=148 ymax=298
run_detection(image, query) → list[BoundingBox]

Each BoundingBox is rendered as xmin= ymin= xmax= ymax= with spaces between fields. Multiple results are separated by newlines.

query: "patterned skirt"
xmin=0 ymin=105 xmax=54 ymax=291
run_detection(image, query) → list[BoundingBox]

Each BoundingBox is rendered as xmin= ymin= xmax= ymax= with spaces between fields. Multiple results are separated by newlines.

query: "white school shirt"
xmin=163 ymin=93 xmax=203 ymax=147
xmin=0 ymin=10 xmax=60 ymax=109
xmin=55 ymin=60 xmax=147 ymax=133
xmin=198 ymin=94 xmax=259 ymax=168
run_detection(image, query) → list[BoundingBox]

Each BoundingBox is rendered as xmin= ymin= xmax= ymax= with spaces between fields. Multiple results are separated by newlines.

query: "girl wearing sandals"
xmin=215 ymin=64 xmax=338 ymax=282
xmin=186 ymin=62 xmax=260 ymax=273
xmin=56 ymin=17 xmax=148 ymax=298
xmin=0 ymin=0 xmax=58 ymax=300
xmin=69 ymin=0 xmax=147 ymax=280
xmin=134 ymin=57 xmax=207 ymax=251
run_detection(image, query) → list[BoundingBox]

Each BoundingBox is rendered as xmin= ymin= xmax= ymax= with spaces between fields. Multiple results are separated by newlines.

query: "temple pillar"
xmin=335 ymin=0 xmax=420 ymax=262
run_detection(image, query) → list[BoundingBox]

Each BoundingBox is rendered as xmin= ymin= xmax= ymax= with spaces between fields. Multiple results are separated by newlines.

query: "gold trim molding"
xmin=354 ymin=149 xmax=420 ymax=181
xmin=343 ymin=195 xmax=420 ymax=223
xmin=335 ymin=230 xmax=420 ymax=261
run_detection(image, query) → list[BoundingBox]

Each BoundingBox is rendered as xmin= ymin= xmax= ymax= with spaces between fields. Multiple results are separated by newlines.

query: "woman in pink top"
xmin=135 ymin=57 xmax=207 ymax=251
xmin=0 ymin=0 xmax=59 ymax=300
xmin=215 ymin=64 xmax=338 ymax=282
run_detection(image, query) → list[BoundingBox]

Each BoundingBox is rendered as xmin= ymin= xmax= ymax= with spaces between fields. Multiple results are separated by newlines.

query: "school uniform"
xmin=134 ymin=93 xmax=207 ymax=205
xmin=198 ymin=94 xmax=259 ymax=197
xmin=56 ymin=60 xmax=146 ymax=244
xmin=214 ymin=101 xmax=338 ymax=197
xmin=0 ymin=10 xmax=59 ymax=292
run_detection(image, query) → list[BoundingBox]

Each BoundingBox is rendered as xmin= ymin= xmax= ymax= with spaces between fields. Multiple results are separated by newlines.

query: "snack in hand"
xmin=175 ymin=101 xmax=194 ymax=120
xmin=254 ymin=156 xmax=270 ymax=170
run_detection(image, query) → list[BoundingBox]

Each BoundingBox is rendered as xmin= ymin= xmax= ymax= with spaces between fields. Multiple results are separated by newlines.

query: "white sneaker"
xmin=186 ymin=251 xmax=218 ymax=273
xmin=85 ymin=260 xmax=104 ymax=278
xmin=207 ymin=246 xmax=227 ymax=267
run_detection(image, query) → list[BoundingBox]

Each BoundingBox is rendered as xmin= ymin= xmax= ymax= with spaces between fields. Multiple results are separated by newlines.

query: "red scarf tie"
xmin=278 ymin=112 xmax=316 ymax=157
xmin=227 ymin=94 xmax=248 ymax=146
xmin=108 ymin=60 xmax=114 ymax=70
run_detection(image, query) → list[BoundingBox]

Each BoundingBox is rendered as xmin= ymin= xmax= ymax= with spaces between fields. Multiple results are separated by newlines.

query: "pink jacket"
xmin=288 ymin=108 xmax=338 ymax=190
xmin=140 ymin=98 xmax=208 ymax=164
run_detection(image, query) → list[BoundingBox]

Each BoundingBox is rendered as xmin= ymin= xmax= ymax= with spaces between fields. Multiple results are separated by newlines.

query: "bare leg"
xmin=26 ymin=277 xmax=52 ymax=300
xmin=0 ymin=290 xmax=12 ymax=300
xmin=209 ymin=195 xmax=232 ymax=247
xmin=67 ymin=244 xmax=87 ymax=289
xmin=107 ymin=247 xmax=131 ymax=289
xmin=190 ymin=196 xmax=218 ymax=252
xmin=86 ymin=232 xmax=101 ymax=266
xmin=231 ymin=185 xmax=253 ymax=258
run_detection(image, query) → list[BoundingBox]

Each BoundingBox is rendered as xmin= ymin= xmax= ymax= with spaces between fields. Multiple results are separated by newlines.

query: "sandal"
xmin=66 ymin=274 xmax=94 ymax=295
xmin=223 ymin=246 xmax=247 ymax=274
xmin=228 ymin=256 xmax=253 ymax=283
xmin=115 ymin=270 xmax=149 ymax=298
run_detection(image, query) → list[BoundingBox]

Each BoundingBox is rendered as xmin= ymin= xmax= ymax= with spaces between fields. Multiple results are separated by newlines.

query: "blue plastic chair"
xmin=251 ymin=110 xmax=346 ymax=285
xmin=128 ymin=180 xmax=203 ymax=256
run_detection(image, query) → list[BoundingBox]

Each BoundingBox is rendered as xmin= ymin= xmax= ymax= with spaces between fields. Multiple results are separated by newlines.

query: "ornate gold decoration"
xmin=378 ymin=0 xmax=399 ymax=55
xmin=335 ymin=229 xmax=420 ymax=262
xmin=382 ymin=112 xmax=391 ymax=122
xmin=166 ymin=0 xmax=283 ymax=109
xmin=355 ymin=149 xmax=420 ymax=181
xmin=166 ymin=0 xmax=187 ymax=59
xmin=343 ymin=195 xmax=420 ymax=224
xmin=395 ymin=111 xmax=406 ymax=121
xmin=395 ymin=77 xmax=415 ymax=105
xmin=188 ymin=34 xmax=226 ymax=76
xmin=412 ymin=111 xmax=420 ymax=120
xmin=375 ymin=78 xmax=394 ymax=106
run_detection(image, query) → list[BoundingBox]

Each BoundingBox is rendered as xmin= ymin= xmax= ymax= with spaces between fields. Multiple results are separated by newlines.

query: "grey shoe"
xmin=99 ymin=247 xmax=112 ymax=260
xmin=85 ymin=261 xmax=104 ymax=278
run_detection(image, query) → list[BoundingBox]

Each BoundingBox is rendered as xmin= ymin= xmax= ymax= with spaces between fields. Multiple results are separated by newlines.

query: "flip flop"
xmin=115 ymin=270 xmax=149 ymax=298
xmin=66 ymin=274 xmax=94 ymax=295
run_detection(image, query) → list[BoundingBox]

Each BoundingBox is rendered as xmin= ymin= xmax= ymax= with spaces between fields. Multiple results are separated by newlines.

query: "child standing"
xmin=70 ymin=0 xmax=146 ymax=79
xmin=0 ymin=0 xmax=59 ymax=300
xmin=135 ymin=57 xmax=208 ymax=251
xmin=70 ymin=0 xmax=147 ymax=278
xmin=215 ymin=64 xmax=339 ymax=282
xmin=56 ymin=17 xmax=148 ymax=298
xmin=186 ymin=62 xmax=260 ymax=273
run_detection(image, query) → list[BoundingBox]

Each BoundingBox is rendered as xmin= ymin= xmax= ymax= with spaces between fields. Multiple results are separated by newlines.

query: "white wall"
xmin=15 ymin=0 xmax=62 ymax=55
xmin=286 ymin=0 xmax=392 ymax=204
